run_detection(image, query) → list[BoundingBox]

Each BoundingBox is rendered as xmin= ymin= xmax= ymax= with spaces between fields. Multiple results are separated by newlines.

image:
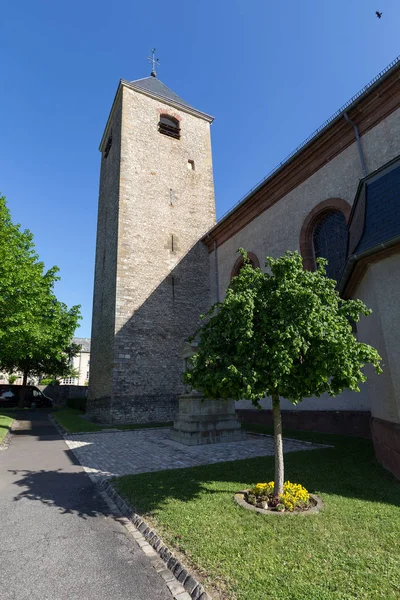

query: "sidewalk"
xmin=0 ymin=411 xmax=172 ymax=600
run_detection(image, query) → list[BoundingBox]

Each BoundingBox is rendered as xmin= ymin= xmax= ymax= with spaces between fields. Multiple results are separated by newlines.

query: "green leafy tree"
xmin=0 ymin=195 xmax=81 ymax=404
xmin=40 ymin=343 xmax=81 ymax=383
xmin=185 ymin=250 xmax=382 ymax=496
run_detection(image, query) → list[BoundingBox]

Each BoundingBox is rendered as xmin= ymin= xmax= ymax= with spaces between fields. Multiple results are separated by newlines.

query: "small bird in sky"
xmin=376 ymin=11 xmax=382 ymax=18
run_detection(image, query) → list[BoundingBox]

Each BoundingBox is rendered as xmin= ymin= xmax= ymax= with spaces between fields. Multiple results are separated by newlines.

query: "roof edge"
xmin=121 ymin=79 xmax=214 ymax=123
xmin=99 ymin=82 xmax=123 ymax=151
xmin=203 ymin=55 xmax=400 ymax=243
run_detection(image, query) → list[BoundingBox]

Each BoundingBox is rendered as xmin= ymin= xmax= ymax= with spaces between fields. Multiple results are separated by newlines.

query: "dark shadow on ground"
xmin=114 ymin=436 xmax=400 ymax=513
xmin=9 ymin=468 xmax=112 ymax=519
xmin=8 ymin=410 xmax=62 ymax=441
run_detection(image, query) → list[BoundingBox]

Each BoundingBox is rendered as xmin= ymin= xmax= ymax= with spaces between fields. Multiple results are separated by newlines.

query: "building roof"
xmin=355 ymin=162 xmax=400 ymax=254
xmin=340 ymin=154 xmax=400 ymax=297
xmin=202 ymin=55 xmax=400 ymax=250
xmin=124 ymin=75 xmax=214 ymax=122
xmin=130 ymin=76 xmax=194 ymax=110
xmin=72 ymin=337 xmax=91 ymax=353
xmin=100 ymin=74 xmax=214 ymax=150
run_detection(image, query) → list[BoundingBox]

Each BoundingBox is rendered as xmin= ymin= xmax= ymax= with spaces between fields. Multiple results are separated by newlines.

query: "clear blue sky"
xmin=1 ymin=0 xmax=399 ymax=336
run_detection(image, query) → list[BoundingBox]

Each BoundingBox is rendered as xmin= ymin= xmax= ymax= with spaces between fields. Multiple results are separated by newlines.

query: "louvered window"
xmin=158 ymin=115 xmax=180 ymax=140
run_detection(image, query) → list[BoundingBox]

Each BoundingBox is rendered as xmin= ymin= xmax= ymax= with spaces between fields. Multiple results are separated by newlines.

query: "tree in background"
xmin=0 ymin=195 xmax=81 ymax=404
xmin=185 ymin=250 xmax=382 ymax=497
xmin=39 ymin=342 xmax=82 ymax=384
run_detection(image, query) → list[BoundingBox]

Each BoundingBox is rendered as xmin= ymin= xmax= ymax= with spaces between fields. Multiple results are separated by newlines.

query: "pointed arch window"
xmin=158 ymin=115 xmax=180 ymax=140
xmin=312 ymin=210 xmax=348 ymax=281
xmin=299 ymin=199 xmax=351 ymax=283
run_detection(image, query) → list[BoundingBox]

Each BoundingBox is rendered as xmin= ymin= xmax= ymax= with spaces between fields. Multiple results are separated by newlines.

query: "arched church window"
xmin=299 ymin=198 xmax=351 ymax=279
xmin=230 ymin=252 xmax=260 ymax=280
xmin=158 ymin=115 xmax=180 ymax=140
xmin=312 ymin=210 xmax=348 ymax=281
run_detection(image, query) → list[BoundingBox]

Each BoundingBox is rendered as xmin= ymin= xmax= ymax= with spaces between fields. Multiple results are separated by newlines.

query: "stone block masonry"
xmin=87 ymin=79 xmax=216 ymax=424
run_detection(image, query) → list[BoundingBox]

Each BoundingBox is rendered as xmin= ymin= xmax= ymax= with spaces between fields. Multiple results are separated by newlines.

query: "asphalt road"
xmin=0 ymin=411 xmax=172 ymax=600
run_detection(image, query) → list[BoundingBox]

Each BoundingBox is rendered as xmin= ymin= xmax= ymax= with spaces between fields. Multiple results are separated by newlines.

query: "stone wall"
xmin=87 ymin=93 xmax=122 ymax=407
xmin=210 ymin=107 xmax=400 ymax=301
xmin=356 ymin=253 xmax=400 ymax=478
xmin=39 ymin=385 xmax=88 ymax=407
xmin=237 ymin=409 xmax=372 ymax=438
xmin=209 ymin=107 xmax=400 ymax=417
xmin=88 ymin=82 xmax=216 ymax=424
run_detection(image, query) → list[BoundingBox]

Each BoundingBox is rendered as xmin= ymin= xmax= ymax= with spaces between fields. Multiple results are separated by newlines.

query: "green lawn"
xmin=52 ymin=407 xmax=172 ymax=434
xmin=0 ymin=412 xmax=14 ymax=444
xmin=115 ymin=430 xmax=400 ymax=600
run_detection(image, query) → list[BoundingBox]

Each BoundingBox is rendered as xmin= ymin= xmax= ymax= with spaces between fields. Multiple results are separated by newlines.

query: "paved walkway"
xmin=0 ymin=412 xmax=172 ymax=600
xmin=65 ymin=427 xmax=327 ymax=481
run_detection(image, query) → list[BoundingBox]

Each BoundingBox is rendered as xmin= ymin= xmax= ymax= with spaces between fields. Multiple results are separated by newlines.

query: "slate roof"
xmin=72 ymin=337 xmax=91 ymax=353
xmin=350 ymin=160 xmax=400 ymax=255
xmin=130 ymin=76 xmax=194 ymax=110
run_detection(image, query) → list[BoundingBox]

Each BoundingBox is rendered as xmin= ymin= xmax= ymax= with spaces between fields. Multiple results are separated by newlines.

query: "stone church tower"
xmin=87 ymin=71 xmax=216 ymax=424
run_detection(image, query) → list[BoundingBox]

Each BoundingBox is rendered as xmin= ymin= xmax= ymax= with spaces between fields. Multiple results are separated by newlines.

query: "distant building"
xmin=60 ymin=338 xmax=91 ymax=386
xmin=0 ymin=372 xmax=37 ymax=385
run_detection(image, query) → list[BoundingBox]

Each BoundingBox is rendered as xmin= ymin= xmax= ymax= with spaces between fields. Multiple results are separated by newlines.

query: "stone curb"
xmin=0 ymin=415 xmax=20 ymax=450
xmin=49 ymin=413 xmax=67 ymax=435
xmin=0 ymin=425 xmax=15 ymax=450
xmin=99 ymin=480 xmax=212 ymax=600
xmin=52 ymin=412 xmax=212 ymax=600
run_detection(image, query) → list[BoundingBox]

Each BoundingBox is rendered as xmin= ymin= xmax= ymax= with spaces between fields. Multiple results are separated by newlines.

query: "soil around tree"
xmin=234 ymin=490 xmax=323 ymax=515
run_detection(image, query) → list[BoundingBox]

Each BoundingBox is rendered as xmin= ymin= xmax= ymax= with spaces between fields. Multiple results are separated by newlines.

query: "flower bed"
xmin=245 ymin=481 xmax=312 ymax=512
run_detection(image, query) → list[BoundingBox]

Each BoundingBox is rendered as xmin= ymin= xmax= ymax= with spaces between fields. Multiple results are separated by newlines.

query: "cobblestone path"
xmin=65 ymin=428 xmax=329 ymax=481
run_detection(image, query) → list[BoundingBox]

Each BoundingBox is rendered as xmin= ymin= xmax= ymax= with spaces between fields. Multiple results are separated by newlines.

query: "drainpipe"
xmin=344 ymin=112 xmax=368 ymax=178
xmin=213 ymin=240 xmax=220 ymax=303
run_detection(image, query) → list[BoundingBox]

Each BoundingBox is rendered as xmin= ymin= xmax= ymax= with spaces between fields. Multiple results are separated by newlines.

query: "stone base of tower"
xmin=86 ymin=394 xmax=178 ymax=425
xmin=171 ymin=393 xmax=246 ymax=446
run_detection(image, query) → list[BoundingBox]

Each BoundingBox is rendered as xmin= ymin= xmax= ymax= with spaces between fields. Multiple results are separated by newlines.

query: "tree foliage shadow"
xmin=115 ymin=438 xmax=400 ymax=514
xmin=9 ymin=468 xmax=113 ymax=519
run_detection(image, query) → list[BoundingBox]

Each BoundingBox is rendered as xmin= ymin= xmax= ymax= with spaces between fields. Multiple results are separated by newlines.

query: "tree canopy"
xmin=185 ymin=250 xmax=382 ymax=405
xmin=0 ymin=195 xmax=81 ymax=383
xmin=185 ymin=249 xmax=382 ymax=496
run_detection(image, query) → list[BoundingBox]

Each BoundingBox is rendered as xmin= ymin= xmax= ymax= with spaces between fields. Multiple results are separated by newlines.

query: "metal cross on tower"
xmin=147 ymin=48 xmax=160 ymax=77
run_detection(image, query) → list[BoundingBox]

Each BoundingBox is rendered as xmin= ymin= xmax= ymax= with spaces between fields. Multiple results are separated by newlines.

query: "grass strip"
xmin=52 ymin=407 xmax=172 ymax=433
xmin=115 ymin=433 xmax=400 ymax=600
xmin=0 ymin=412 xmax=14 ymax=444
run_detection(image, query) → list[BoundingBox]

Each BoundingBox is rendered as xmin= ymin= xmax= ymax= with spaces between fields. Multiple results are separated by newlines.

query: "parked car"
xmin=0 ymin=385 xmax=53 ymax=408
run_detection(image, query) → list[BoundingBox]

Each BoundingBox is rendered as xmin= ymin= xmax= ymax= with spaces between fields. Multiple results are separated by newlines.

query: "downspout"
xmin=213 ymin=240 xmax=220 ymax=303
xmin=344 ymin=112 xmax=368 ymax=177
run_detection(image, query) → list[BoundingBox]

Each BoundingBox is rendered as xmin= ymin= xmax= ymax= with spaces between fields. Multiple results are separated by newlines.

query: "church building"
xmin=87 ymin=57 xmax=400 ymax=480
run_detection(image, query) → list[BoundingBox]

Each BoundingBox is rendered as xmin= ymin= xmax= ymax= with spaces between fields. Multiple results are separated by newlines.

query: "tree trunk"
xmin=18 ymin=370 xmax=29 ymax=408
xmin=272 ymin=393 xmax=284 ymax=497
